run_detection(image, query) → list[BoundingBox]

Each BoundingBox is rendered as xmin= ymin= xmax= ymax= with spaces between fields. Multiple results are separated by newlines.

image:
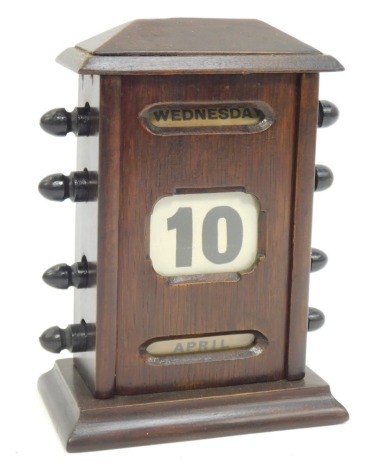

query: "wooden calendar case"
xmin=38 ymin=19 xmax=348 ymax=452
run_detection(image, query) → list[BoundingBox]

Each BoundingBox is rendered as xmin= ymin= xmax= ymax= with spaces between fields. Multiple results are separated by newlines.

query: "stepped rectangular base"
xmin=38 ymin=359 xmax=348 ymax=452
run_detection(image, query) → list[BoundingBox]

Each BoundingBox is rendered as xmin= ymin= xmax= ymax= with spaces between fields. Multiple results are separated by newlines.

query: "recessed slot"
xmin=139 ymin=101 xmax=275 ymax=136
xmin=140 ymin=331 xmax=268 ymax=366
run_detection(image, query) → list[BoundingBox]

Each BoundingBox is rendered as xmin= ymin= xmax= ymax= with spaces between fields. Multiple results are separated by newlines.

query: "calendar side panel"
xmin=286 ymin=73 xmax=319 ymax=380
xmin=74 ymin=75 xmax=121 ymax=398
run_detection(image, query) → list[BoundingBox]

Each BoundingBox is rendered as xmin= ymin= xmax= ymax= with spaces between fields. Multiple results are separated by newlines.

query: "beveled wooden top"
xmin=57 ymin=18 xmax=344 ymax=74
xmin=77 ymin=19 xmax=320 ymax=55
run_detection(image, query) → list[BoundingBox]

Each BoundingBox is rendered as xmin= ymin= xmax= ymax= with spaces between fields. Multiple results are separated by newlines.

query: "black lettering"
xmin=171 ymin=110 xmax=181 ymax=121
xmin=230 ymin=108 xmax=241 ymax=119
xmin=183 ymin=110 xmax=194 ymax=121
xmin=218 ymin=108 xmax=229 ymax=119
xmin=194 ymin=109 xmax=206 ymax=120
xmin=153 ymin=110 xmax=170 ymax=122
xmin=151 ymin=105 xmax=262 ymax=126
xmin=208 ymin=109 xmax=217 ymax=119
xmin=242 ymin=107 xmax=254 ymax=119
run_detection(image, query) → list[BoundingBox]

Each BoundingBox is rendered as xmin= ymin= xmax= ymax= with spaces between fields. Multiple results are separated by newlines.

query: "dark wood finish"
xmin=93 ymin=76 xmax=122 ymax=397
xmin=72 ymin=71 xmax=327 ymax=395
xmin=286 ymin=73 xmax=319 ymax=380
xmin=58 ymin=50 xmax=344 ymax=75
xmin=38 ymin=20 xmax=347 ymax=450
xmin=73 ymin=75 xmax=121 ymax=398
xmin=115 ymin=73 xmax=304 ymax=394
xmin=77 ymin=19 xmax=323 ymax=55
xmin=38 ymin=359 xmax=348 ymax=453
xmin=56 ymin=19 xmax=343 ymax=75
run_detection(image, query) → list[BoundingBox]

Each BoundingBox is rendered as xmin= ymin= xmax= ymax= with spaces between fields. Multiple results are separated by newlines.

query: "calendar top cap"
xmin=57 ymin=18 xmax=343 ymax=75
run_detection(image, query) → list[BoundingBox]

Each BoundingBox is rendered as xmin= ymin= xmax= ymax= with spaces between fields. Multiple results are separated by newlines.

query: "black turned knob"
xmin=308 ymin=307 xmax=325 ymax=331
xmin=40 ymin=103 xmax=96 ymax=136
xmin=39 ymin=321 xmax=95 ymax=353
xmin=315 ymin=164 xmax=334 ymax=192
xmin=38 ymin=170 xmax=97 ymax=202
xmin=318 ymin=100 xmax=339 ymax=128
xmin=43 ymin=256 xmax=89 ymax=289
xmin=311 ymin=248 xmax=328 ymax=272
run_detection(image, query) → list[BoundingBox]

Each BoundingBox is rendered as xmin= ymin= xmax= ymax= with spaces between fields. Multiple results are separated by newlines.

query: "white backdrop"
xmin=1 ymin=1 xmax=376 ymax=468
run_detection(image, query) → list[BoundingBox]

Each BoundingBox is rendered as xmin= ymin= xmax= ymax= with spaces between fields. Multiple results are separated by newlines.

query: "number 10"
xmin=149 ymin=191 xmax=259 ymax=277
xmin=168 ymin=206 xmax=243 ymax=267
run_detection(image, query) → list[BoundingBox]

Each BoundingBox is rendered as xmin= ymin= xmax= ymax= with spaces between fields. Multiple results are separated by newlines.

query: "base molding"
xmin=38 ymin=359 xmax=348 ymax=452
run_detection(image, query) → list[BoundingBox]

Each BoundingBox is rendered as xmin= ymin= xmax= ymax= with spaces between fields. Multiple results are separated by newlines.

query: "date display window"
xmin=149 ymin=191 xmax=260 ymax=277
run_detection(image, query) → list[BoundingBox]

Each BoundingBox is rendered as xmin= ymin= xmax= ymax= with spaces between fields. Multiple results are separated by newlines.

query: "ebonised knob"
xmin=39 ymin=321 xmax=95 ymax=353
xmin=318 ymin=100 xmax=339 ymax=128
xmin=43 ymin=256 xmax=90 ymax=289
xmin=38 ymin=170 xmax=97 ymax=202
xmin=308 ymin=307 xmax=325 ymax=331
xmin=40 ymin=104 xmax=96 ymax=136
xmin=311 ymin=248 xmax=328 ymax=272
xmin=315 ymin=164 xmax=334 ymax=192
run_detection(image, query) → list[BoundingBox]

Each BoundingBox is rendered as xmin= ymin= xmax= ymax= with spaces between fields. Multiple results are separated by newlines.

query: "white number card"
xmin=149 ymin=191 xmax=260 ymax=277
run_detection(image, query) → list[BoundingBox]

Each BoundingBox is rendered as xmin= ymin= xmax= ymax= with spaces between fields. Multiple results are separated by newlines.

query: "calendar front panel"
xmin=116 ymin=73 xmax=298 ymax=394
